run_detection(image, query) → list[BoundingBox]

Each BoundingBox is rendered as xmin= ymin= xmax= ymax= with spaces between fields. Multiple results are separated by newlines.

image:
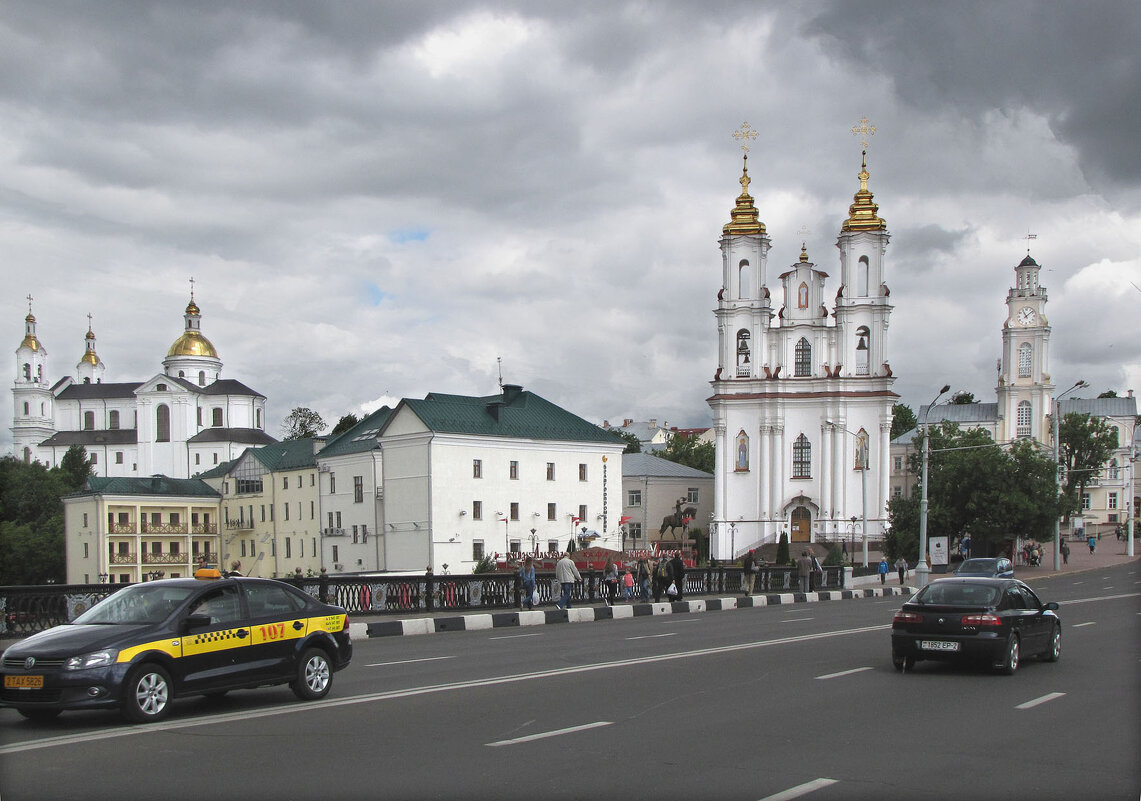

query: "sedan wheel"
xmin=122 ymin=664 xmax=173 ymax=723
xmin=291 ymin=647 xmax=332 ymax=701
xmin=997 ymin=635 xmax=1020 ymax=675
xmin=892 ymin=654 xmax=915 ymax=672
xmin=1043 ymin=624 xmax=1061 ymax=662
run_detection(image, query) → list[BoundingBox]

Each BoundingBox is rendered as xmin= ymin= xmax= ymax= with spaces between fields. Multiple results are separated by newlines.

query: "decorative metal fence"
xmin=0 ymin=566 xmax=844 ymax=638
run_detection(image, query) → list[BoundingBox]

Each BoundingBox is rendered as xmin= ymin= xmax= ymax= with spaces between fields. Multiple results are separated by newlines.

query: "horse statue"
xmin=659 ymin=506 xmax=697 ymax=539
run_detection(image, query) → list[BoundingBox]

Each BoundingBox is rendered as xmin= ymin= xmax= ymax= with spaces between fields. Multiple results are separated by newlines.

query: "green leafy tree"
xmin=1058 ymin=412 xmax=1119 ymax=518
xmin=658 ymin=432 xmax=715 ymax=474
xmin=1097 ymin=390 xmax=1117 ymax=398
xmin=0 ymin=457 xmax=68 ymax=584
xmin=950 ymin=391 xmax=976 ymax=405
xmin=59 ymin=444 xmax=95 ymax=492
xmin=613 ymin=430 xmax=641 ymax=454
xmin=329 ymin=413 xmax=360 ymax=437
xmin=280 ymin=407 xmax=326 ymax=440
xmin=890 ymin=403 xmax=917 ymax=440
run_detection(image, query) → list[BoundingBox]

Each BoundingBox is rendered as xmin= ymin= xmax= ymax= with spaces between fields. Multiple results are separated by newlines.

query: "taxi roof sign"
xmin=194 ymin=568 xmax=223 ymax=580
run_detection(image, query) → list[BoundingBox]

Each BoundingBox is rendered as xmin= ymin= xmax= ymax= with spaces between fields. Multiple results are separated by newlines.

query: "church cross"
xmin=850 ymin=116 xmax=877 ymax=150
xmin=732 ymin=122 xmax=759 ymax=153
xmin=1024 ymin=232 xmax=1037 ymax=253
xmin=189 ymin=276 xmax=196 ymax=300
xmin=87 ymin=312 xmax=93 ymax=331
xmin=26 ymin=294 xmax=33 ymax=313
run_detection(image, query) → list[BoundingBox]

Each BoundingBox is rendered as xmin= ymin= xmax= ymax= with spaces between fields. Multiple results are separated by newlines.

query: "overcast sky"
xmin=3 ymin=1 xmax=1139 ymax=451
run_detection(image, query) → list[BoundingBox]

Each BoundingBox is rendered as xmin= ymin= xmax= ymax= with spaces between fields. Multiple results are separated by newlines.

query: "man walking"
xmin=796 ymin=550 xmax=813 ymax=594
xmin=670 ymin=553 xmax=686 ymax=601
xmin=742 ymin=550 xmax=757 ymax=595
xmin=554 ymin=551 xmax=581 ymax=610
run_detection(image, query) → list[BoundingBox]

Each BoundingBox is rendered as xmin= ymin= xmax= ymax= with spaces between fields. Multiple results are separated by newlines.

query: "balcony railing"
xmin=140 ymin=523 xmax=189 ymax=535
xmin=191 ymin=524 xmax=218 ymax=535
xmin=109 ymin=553 xmax=137 ymax=564
xmin=142 ymin=553 xmax=188 ymax=564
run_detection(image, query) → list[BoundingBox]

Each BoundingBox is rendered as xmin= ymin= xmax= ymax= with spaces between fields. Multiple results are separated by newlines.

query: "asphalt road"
xmin=2 ymin=563 xmax=1138 ymax=801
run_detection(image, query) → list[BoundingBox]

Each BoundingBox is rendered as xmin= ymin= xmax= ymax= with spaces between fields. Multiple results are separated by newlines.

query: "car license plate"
xmin=4 ymin=675 xmax=44 ymax=689
xmin=919 ymin=640 xmax=960 ymax=652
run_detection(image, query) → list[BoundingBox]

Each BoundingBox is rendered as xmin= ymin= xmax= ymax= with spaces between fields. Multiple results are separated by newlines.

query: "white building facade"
xmin=709 ymin=152 xmax=897 ymax=558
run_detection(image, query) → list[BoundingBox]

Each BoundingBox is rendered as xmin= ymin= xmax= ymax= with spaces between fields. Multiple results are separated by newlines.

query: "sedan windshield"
xmin=916 ymin=582 xmax=1001 ymax=607
xmin=73 ymin=585 xmax=197 ymax=625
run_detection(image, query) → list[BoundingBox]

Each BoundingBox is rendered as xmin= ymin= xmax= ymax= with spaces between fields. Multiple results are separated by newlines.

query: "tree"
xmin=280 ymin=407 xmax=326 ymax=440
xmin=890 ymin=403 xmax=917 ymax=440
xmin=329 ymin=413 xmax=360 ymax=437
xmin=1058 ymin=412 xmax=1119 ymax=518
xmin=658 ymin=432 xmax=715 ymax=474
xmin=950 ymin=391 xmax=976 ymax=405
xmin=613 ymin=430 xmax=641 ymax=454
xmin=1097 ymin=390 xmax=1118 ymax=398
xmin=59 ymin=444 xmax=94 ymax=492
xmin=0 ymin=457 xmax=68 ymax=584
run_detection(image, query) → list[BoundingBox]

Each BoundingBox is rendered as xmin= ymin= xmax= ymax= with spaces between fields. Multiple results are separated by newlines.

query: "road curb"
xmin=362 ymin=585 xmax=917 ymax=638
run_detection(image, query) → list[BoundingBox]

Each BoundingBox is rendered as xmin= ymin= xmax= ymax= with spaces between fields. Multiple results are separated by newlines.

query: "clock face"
xmin=1017 ymin=306 xmax=1037 ymax=326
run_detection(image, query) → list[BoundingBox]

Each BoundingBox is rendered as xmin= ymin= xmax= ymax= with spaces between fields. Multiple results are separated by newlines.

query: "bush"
xmin=776 ymin=532 xmax=789 ymax=566
xmin=823 ymin=543 xmax=843 ymax=566
xmin=472 ymin=553 xmax=496 ymax=574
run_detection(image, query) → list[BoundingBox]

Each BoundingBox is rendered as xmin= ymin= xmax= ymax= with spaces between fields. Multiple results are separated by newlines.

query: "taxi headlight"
xmin=65 ymin=649 xmax=119 ymax=671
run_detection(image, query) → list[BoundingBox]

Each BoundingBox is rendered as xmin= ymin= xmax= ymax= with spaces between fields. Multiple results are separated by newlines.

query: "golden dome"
xmin=81 ymin=349 xmax=99 ymax=366
xmin=723 ymin=154 xmax=766 ymax=236
xmin=186 ymin=299 xmax=200 ymax=316
xmin=20 ymin=334 xmax=40 ymax=351
xmin=167 ymin=331 xmax=218 ymax=359
xmin=841 ymin=151 xmax=887 ymax=232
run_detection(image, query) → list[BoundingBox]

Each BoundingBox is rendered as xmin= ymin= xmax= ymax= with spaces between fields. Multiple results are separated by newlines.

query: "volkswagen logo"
xmin=23 ymin=657 xmax=35 ymax=670
xmin=937 ymin=618 xmax=945 ymax=625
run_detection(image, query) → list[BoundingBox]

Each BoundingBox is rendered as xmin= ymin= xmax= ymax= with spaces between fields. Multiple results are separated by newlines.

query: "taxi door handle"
xmin=292 ymin=621 xmax=304 ymax=631
xmin=235 ymin=628 xmax=249 ymax=639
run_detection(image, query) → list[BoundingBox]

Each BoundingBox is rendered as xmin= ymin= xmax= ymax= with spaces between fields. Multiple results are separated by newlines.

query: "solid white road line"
xmin=757 ymin=777 xmax=839 ymax=801
xmin=489 ymin=633 xmax=544 ymax=640
xmin=781 ymin=617 xmax=815 ymax=623
xmin=1072 ymin=622 xmax=1096 ymax=628
xmin=485 ymin=721 xmax=612 ymax=747
xmin=1016 ymin=692 xmax=1066 ymax=710
xmin=816 ymin=667 xmax=873 ymax=680
xmin=365 ymin=656 xmax=455 ymax=667
xmin=626 ymin=633 xmax=677 ymax=640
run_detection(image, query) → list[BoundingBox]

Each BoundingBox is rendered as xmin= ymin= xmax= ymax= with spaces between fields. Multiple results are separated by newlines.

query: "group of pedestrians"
xmin=877 ymin=555 xmax=910 ymax=585
xmin=528 ymin=552 xmax=688 ymax=610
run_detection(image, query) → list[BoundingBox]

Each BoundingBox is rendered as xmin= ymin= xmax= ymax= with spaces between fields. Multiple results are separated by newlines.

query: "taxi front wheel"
xmin=122 ymin=663 xmax=172 ymax=723
xmin=291 ymin=647 xmax=332 ymax=701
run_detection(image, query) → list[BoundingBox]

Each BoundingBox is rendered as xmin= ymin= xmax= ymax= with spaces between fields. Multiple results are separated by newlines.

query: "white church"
xmin=708 ymin=146 xmax=896 ymax=558
xmin=12 ymin=290 xmax=274 ymax=478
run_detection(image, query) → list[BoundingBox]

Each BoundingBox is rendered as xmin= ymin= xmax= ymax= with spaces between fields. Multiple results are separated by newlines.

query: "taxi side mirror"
xmin=182 ymin=613 xmax=212 ymax=632
xmin=1044 ymin=602 xmax=1059 ymax=611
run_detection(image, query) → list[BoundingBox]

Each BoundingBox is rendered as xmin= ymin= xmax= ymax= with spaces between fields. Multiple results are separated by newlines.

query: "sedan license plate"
xmin=919 ymin=640 xmax=960 ymax=652
xmin=4 ymin=674 xmax=44 ymax=689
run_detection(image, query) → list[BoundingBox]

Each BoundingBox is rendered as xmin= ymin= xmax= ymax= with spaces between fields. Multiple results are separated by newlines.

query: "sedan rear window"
xmin=917 ymin=583 xmax=1001 ymax=607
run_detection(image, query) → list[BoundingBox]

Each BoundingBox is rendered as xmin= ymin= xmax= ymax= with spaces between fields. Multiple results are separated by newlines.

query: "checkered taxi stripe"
xmin=192 ymin=629 xmax=247 ymax=645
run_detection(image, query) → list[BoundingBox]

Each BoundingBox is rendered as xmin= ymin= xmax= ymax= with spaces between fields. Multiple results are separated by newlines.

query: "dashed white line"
xmin=486 ymin=721 xmax=611 ymax=747
xmin=816 ymin=667 xmax=873 ymax=680
xmin=1072 ymin=622 xmax=1096 ymax=628
xmin=626 ymin=633 xmax=677 ymax=640
xmin=758 ymin=778 xmax=840 ymax=801
xmin=489 ymin=633 xmax=543 ymax=640
xmin=1016 ymin=692 xmax=1066 ymax=710
xmin=365 ymin=656 xmax=455 ymax=667
xmin=781 ymin=617 xmax=815 ymax=623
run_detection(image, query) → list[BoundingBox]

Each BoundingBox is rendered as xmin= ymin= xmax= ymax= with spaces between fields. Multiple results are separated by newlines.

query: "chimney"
xmin=624 ymin=418 xmax=633 ymax=427
xmin=649 ymin=418 xmax=657 ymax=428
xmin=603 ymin=420 xmax=610 ymax=429
xmin=502 ymin=383 xmax=522 ymax=404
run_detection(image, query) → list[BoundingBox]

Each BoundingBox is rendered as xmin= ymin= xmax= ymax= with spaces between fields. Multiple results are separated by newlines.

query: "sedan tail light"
xmin=960 ymin=613 xmax=1002 ymax=627
xmin=893 ymin=611 xmax=922 ymax=624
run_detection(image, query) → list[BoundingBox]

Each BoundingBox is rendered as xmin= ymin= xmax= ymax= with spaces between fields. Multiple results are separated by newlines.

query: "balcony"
xmin=142 ymin=553 xmax=188 ymax=565
xmin=109 ymin=553 xmax=137 ymax=565
xmin=224 ymin=520 xmax=254 ymax=531
xmin=322 ymin=528 xmax=346 ymax=537
xmin=191 ymin=524 xmax=218 ymax=535
xmin=140 ymin=523 xmax=189 ymax=535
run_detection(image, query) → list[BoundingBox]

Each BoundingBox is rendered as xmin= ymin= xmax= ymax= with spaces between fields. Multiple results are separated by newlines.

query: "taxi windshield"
xmin=74 ymin=585 xmax=197 ymax=625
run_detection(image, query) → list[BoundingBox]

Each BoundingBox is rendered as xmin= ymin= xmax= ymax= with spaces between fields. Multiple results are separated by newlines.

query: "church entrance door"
xmin=790 ymin=507 xmax=811 ymax=542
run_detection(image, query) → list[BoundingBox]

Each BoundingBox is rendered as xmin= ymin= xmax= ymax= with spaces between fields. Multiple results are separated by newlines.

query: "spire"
xmin=841 ymin=150 xmax=887 ymax=232
xmin=80 ymin=314 xmax=99 ymax=366
xmin=723 ymin=153 xmax=766 ymax=236
xmin=799 ymin=242 xmax=809 ymax=263
xmin=20 ymin=294 xmax=42 ymax=352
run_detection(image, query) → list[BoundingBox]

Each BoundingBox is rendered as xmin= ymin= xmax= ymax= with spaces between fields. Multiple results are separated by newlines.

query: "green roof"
xmin=392 ymin=387 xmax=624 ymax=445
xmin=76 ymin=476 xmax=221 ymax=498
xmin=317 ymin=406 xmax=395 ymax=458
xmin=196 ymin=460 xmax=235 ymax=479
xmin=250 ymin=438 xmax=319 ymax=472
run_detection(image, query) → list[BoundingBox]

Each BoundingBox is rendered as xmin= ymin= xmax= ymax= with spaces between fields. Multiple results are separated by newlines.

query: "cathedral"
xmin=708 ymin=142 xmax=897 ymax=557
xmin=12 ymin=290 xmax=274 ymax=478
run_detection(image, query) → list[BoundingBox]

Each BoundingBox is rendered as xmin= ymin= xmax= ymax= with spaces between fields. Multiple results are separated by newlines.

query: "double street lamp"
xmin=917 ymin=384 xmax=952 ymax=588
xmin=1052 ymin=379 xmax=1088 ymax=569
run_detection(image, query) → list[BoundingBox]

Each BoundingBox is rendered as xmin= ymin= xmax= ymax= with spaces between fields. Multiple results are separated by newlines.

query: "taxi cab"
xmin=0 ymin=576 xmax=352 ymax=723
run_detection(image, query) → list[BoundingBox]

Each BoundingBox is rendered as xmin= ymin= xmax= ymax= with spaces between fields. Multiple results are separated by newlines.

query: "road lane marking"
xmin=626 ymin=633 xmax=677 ymax=640
xmin=489 ymin=633 xmax=543 ymax=640
xmin=1072 ymin=622 xmax=1096 ymax=628
xmin=758 ymin=777 xmax=839 ymax=800
xmin=816 ymin=667 xmax=872 ymax=680
xmin=1058 ymin=591 xmax=1139 ymax=605
xmin=365 ymin=656 xmax=455 ymax=667
xmin=781 ymin=617 xmax=814 ymax=623
xmin=486 ymin=721 xmax=611 ymax=747
xmin=1016 ymin=692 xmax=1066 ymax=710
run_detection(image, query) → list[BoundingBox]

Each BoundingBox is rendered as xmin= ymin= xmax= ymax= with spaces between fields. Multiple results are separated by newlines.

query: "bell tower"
xmin=996 ymin=250 xmax=1053 ymax=441
xmin=12 ymin=296 xmax=55 ymax=463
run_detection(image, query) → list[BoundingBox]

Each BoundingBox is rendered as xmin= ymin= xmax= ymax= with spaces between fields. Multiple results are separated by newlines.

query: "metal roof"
xmin=621 ymin=452 xmax=713 ymax=479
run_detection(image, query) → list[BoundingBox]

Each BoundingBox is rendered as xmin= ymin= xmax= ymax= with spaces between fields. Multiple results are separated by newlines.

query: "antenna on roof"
xmin=497 ymin=356 xmax=503 ymax=389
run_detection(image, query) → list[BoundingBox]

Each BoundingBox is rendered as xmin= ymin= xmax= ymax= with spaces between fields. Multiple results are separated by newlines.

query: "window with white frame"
xmin=687 ymin=487 xmax=700 ymax=503
xmin=628 ymin=490 xmax=641 ymax=507
xmin=1018 ymin=343 xmax=1032 ymax=378
xmin=792 ymin=434 xmax=811 ymax=478
xmin=1016 ymin=401 xmax=1032 ymax=438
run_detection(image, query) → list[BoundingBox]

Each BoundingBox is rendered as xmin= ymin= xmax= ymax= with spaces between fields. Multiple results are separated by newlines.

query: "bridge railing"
xmin=0 ymin=566 xmax=845 ymax=638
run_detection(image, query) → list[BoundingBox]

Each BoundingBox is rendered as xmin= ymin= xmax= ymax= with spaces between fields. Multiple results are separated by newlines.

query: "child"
xmin=622 ymin=567 xmax=635 ymax=601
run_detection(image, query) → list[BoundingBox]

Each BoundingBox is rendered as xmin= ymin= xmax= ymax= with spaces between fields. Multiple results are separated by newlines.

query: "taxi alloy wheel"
xmin=122 ymin=664 xmax=172 ymax=723
xmin=292 ymin=647 xmax=332 ymax=701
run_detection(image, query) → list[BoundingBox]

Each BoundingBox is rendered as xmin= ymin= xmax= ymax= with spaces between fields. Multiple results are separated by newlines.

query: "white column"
xmin=759 ymin=425 xmax=770 ymax=520
xmin=879 ymin=421 xmax=892 ymax=536
xmin=774 ymin=425 xmax=785 ymax=532
xmin=820 ymin=423 xmax=832 ymax=533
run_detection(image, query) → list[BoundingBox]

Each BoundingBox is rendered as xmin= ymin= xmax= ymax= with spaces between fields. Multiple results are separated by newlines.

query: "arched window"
xmin=855 ymin=325 xmax=870 ymax=376
xmin=1109 ymin=459 xmax=1119 ymax=480
xmin=22 ymin=402 xmax=29 ymax=415
xmin=736 ymin=430 xmax=749 ymax=471
xmin=1018 ymin=343 xmax=1032 ymax=378
xmin=23 ymin=447 xmax=32 ymax=463
xmin=256 ymin=409 xmax=262 ymax=429
xmin=792 ymin=434 xmax=811 ymax=478
xmin=798 ymin=282 xmax=809 ymax=309
xmin=22 ymin=363 xmax=30 ymax=381
xmin=109 ymin=410 xmax=120 ymax=430
xmin=156 ymin=404 xmax=171 ymax=442
xmin=857 ymin=255 xmax=870 ymax=297
xmin=738 ymin=260 xmax=749 ymax=298
xmin=794 ymin=338 xmax=811 ymax=377
xmin=178 ymin=371 xmax=185 ymax=378
xmin=736 ymin=329 xmax=751 ymax=377
xmin=212 ymin=408 xmax=223 ymax=427
xmin=83 ymin=411 xmax=95 ymax=430
xmin=198 ymin=371 xmax=206 ymax=386
xmin=1016 ymin=400 xmax=1032 ymax=438
xmin=83 ymin=377 xmax=91 ymax=384
xmin=855 ymin=429 xmax=869 ymax=470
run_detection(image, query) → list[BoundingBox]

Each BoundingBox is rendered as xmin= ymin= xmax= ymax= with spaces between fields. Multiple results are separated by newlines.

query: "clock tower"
xmin=996 ymin=254 xmax=1053 ymax=442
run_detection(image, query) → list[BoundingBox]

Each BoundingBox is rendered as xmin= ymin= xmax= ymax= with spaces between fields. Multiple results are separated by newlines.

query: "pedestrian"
xmin=796 ymin=550 xmax=813 ymax=594
xmin=652 ymin=556 xmax=671 ymax=602
xmin=602 ymin=556 xmax=619 ymax=605
xmin=810 ymin=552 xmax=824 ymax=591
xmin=226 ymin=560 xmax=243 ymax=578
xmin=622 ymin=567 xmax=635 ymax=601
xmin=841 ymin=540 xmax=848 ymax=562
xmin=519 ymin=556 xmax=537 ymax=610
xmin=1088 ymin=534 xmax=1096 ymax=555
xmin=894 ymin=556 xmax=908 ymax=585
xmin=669 ymin=553 xmax=686 ymax=601
xmin=1060 ymin=540 xmax=1070 ymax=565
xmin=554 ymin=551 xmax=581 ymax=610
xmin=878 ymin=556 xmax=890 ymax=585
xmin=637 ymin=558 xmax=651 ymax=602
xmin=742 ymin=549 xmax=756 ymax=595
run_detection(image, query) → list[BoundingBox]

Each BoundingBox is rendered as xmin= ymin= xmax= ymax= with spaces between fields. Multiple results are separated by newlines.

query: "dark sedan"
xmin=954 ymin=557 xmax=1014 ymax=578
xmin=0 ymin=577 xmax=352 ymax=723
xmin=891 ymin=577 xmax=1060 ymax=674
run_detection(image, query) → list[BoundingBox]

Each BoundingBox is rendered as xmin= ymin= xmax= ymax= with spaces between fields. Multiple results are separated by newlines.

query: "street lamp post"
xmin=1128 ymin=445 xmax=1136 ymax=558
xmin=1052 ymin=380 xmax=1088 ymax=569
xmin=826 ymin=420 xmax=871 ymax=568
xmin=917 ymin=384 xmax=952 ymax=589
xmin=850 ymin=516 xmax=857 ymax=566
